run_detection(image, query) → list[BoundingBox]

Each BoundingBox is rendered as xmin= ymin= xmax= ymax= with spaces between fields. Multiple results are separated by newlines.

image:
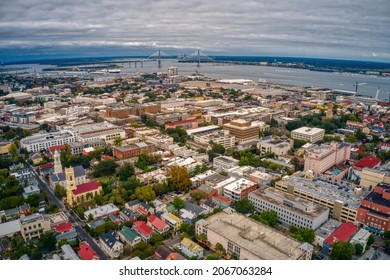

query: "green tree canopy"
xmin=118 ymin=163 xmax=135 ymax=181
xmin=170 ymin=166 xmax=191 ymax=192
xmin=134 ymin=185 xmax=156 ymax=202
xmin=172 ymin=196 xmax=185 ymax=210
xmin=92 ymin=159 xmax=119 ymax=177
xmin=232 ymin=199 xmax=255 ymax=214
xmin=290 ymin=227 xmax=315 ymax=243
xmin=330 ymin=242 xmax=355 ymax=260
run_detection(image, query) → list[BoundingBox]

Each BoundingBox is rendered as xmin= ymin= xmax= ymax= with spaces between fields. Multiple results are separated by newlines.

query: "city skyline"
xmin=1 ymin=0 xmax=389 ymax=62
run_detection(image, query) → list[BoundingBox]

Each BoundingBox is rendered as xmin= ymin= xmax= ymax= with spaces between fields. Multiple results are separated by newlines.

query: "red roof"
xmin=133 ymin=221 xmax=153 ymax=236
xmin=78 ymin=241 xmax=99 ymax=260
xmin=166 ymin=119 xmax=197 ymax=126
xmin=325 ymin=222 xmax=358 ymax=245
xmin=101 ymin=155 xmax=114 ymax=161
xmin=148 ymin=215 xmax=168 ymax=231
xmin=137 ymin=207 xmax=147 ymax=215
xmin=55 ymin=222 xmax=73 ymax=233
xmin=212 ymin=194 xmax=231 ymax=204
xmin=72 ymin=181 xmax=101 ymax=196
xmin=354 ymin=156 xmax=381 ymax=170
xmin=39 ymin=162 xmax=54 ymax=170
xmin=49 ymin=145 xmax=66 ymax=152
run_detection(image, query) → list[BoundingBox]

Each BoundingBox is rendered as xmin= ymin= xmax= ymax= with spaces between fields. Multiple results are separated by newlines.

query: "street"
xmin=31 ymin=165 xmax=108 ymax=260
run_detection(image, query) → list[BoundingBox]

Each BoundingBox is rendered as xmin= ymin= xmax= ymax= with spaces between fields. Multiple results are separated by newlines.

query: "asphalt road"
xmin=31 ymin=166 xmax=108 ymax=260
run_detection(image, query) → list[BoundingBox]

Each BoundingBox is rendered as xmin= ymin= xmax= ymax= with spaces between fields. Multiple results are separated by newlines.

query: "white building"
xmin=350 ymin=228 xmax=371 ymax=253
xmin=99 ymin=230 xmax=123 ymax=259
xmin=20 ymin=131 xmax=76 ymax=152
xmin=291 ymin=127 xmax=325 ymax=143
xmin=223 ymin=178 xmax=257 ymax=202
xmin=193 ymin=130 xmax=235 ymax=149
xmin=213 ymin=156 xmax=239 ymax=171
xmin=84 ymin=204 xmax=120 ymax=220
xmin=249 ymin=187 xmax=330 ymax=230
xmin=257 ymin=136 xmax=293 ymax=156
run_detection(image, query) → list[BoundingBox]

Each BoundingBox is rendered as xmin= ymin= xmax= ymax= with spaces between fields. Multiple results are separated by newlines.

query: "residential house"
xmin=180 ymin=237 xmax=204 ymax=259
xmin=119 ymin=209 xmax=137 ymax=224
xmin=179 ymin=201 xmax=205 ymax=223
xmin=78 ymin=241 xmax=100 ymax=260
xmin=147 ymin=215 xmax=170 ymax=234
xmin=118 ymin=225 xmax=141 ymax=249
xmin=155 ymin=245 xmax=178 ymax=260
xmin=99 ymin=230 xmax=124 ymax=259
xmin=161 ymin=212 xmax=183 ymax=231
xmin=133 ymin=221 xmax=153 ymax=242
xmin=61 ymin=244 xmax=79 ymax=260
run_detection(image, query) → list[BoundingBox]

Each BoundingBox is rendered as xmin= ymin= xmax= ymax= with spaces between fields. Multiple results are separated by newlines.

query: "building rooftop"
xmin=250 ymin=187 xmax=329 ymax=218
xmin=72 ymin=181 xmax=101 ymax=196
xmin=324 ymin=222 xmax=358 ymax=245
xmin=181 ymin=237 xmax=203 ymax=253
xmin=19 ymin=213 xmax=46 ymax=225
xmin=204 ymin=212 xmax=307 ymax=260
xmin=133 ymin=221 xmax=153 ymax=236
xmin=279 ymin=172 xmax=368 ymax=210
xmin=119 ymin=225 xmax=138 ymax=242
xmin=315 ymin=219 xmax=343 ymax=239
xmin=55 ymin=222 xmax=73 ymax=233
xmin=354 ymin=156 xmax=381 ymax=170
xmin=78 ymin=241 xmax=99 ymax=260
xmin=0 ymin=220 xmax=21 ymax=238
xmin=224 ymin=178 xmax=255 ymax=193
xmin=84 ymin=204 xmax=119 ymax=220
xmin=100 ymin=230 xmax=121 ymax=249
xmin=292 ymin=126 xmax=325 ymax=135
xmin=214 ymin=156 xmax=239 ymax=164
xmin=148 ymin=215 xmax=168 ymax=231
xmin=20 ymin=131 xmax=75 ymax=145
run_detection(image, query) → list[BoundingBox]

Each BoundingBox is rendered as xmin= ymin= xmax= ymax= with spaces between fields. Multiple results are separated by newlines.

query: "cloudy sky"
xmin=0 ymin=0 xmax=389 ymax=62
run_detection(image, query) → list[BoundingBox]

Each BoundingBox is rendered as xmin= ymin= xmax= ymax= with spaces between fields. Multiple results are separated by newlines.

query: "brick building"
xmin=356 ymin=183 xmax=390 ymax=234
xmin=113 ymin=142 xmax=155 ymax=160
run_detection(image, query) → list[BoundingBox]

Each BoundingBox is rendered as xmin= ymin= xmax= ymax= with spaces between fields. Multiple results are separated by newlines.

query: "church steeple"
xmin=65 ymin=167 xmax=76 ymax=207
xmin=53 ymin=150 xmax=63 ymax=174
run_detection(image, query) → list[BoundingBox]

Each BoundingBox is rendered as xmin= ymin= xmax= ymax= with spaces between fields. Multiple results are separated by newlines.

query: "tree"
xmin=354 ymin=243 xmax=364 ymax=255
xmin=134 ymin=185 xmax=155 ymax=202
xmin=150 ymin=232 xmax=164 ymax=246
xmin=293 ymin=139 xmax=307 ymax=149
xmin=257 ymin=210 xmax=278 ymax=228
xmin=215 ymin=243 xmax=226 ymax=255
xmin=118 ymin=163 xmax=135 ymax=181
xmin=346 ymin=134 xmax=357 ymax=143
xmin=190 ymin=190 xmax=205 ymax=203
xmin=38 ymin=232 xmax=57 ymax=252
xmin=8 ymin=143 xmax=18 ymax=159
xmin=170 ymin=166 xmax=191 ymax=192
xmin=114 ymin=136 xmax=123 ymax=146
xmin=206 ymin=253 xmax=221 ymax=260
xmin=54 ymin=185 xmax=66 ymax=198
xmin=211 ymin=143 xmax=225 ymax=155
xmin=330 ymin=242 xmax=355 ymax=260
xmin=232 ymin=199 xmax=254 ymax=214
xmin=172 ymin=196 xmax=185 ymax=210
xmin=92 ymin=159 xmax=119 ymax=177
xmin=290 ymin=227 xmax=315 ymax=243
xmin=367 ymin=234 xmax=375 ymax=246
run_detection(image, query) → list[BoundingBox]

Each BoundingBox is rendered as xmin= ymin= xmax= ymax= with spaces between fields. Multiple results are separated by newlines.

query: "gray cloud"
xmin=0 ymin=0 xmax=389 ymax=60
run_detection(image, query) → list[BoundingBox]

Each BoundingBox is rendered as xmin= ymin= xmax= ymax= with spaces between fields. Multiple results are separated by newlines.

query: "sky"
xmin=0 ymin=0 xmax=389 ymax=62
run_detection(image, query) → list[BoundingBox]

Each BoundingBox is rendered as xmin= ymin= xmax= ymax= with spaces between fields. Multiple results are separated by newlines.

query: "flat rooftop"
xmin=279 ymin=172 xmax=368 ymax=209
xmin=214 ymin=156 xmax=239 ymax=164
xmin=205 ymin=212 xmax=306 ymax=260
xmin=20 ymin=131 xmax=75 ymax=145
xmin=315 ymin=219 xmax=342 ymax=239
xmin=292 ymin=127 xmax=325 ymax=135
xmin=250 ymin=188 xmax=329 ymax=218
xmin=0 ymin=220 xmax=21 ymax=237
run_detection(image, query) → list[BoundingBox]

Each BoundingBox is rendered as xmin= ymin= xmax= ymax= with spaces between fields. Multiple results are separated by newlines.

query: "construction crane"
xmin=353 ymin=81 xmax=367 ymax=96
